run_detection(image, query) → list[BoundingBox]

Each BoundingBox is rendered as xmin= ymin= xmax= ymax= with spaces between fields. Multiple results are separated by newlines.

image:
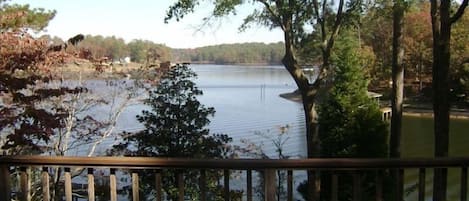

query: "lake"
xmin=107 ymin=64 xmax=469 ymax=200
xmin=190 ymin=64 xmax=469 ymax=201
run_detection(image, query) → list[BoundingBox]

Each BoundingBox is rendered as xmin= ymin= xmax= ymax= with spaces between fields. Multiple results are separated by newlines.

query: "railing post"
xmin=88 ymin=168 xmax=95 ymax=201
xmin=224 ymin=169 xmax=230 ymax=201
xmin=64 ymin=167 xmax=72 ymax=201
xmin=418 ymin=168 xmax=426 ymax=201
xmin=247 ymin=170 xmax=252 ymax=201
xmin=110 ymin=168 xmax=117 ymax=201
xmin=199 ymin=169 xmax=206 ymax=201
xmin=132 ymin=171 xmax=139 ymax=201
xmin=264 ymin=169 xmax=276 ymax=201
xmin=331 ymin=173 xmax=338 ymax=201
xmin=42 ymin=167 xmax=50 ymax=201
xmin=353 ymin=172 xmax=361 ymax=201
xmin=287 ymin=170 xmax=293 ymax=201
xmin=376 ymin=170 xmax=383 ymax=201
xmin=177 ymin=170 xmax=184 ymax=201
xmin=0 ymin=164 xmax=11 ymax=201
xmin=20 ymin=166 xmax=31 ymax=201
xmin=461 ymin=166 xmax=467 ymax=201
xmin=155 ymin=169 xmax=162 ymax=201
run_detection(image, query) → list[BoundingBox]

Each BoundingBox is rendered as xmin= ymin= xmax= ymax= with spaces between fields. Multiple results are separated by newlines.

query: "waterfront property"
xmin=0 ymin=156 xmax=468 ymax=201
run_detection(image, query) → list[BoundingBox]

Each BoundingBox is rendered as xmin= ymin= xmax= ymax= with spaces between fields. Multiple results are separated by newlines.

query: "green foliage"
xmin=314 ymin=39 xmax=388 ymax=201
xmin=0 ymin=2 xmax=56 ymax=31
xmin=77 ymin=35 xmax=129 ymax=60
xmin=172 ymin=42 xmax=284 ymax=64
xmin=449 ymin=10 xmax=469 ymax=104
xmin=127 ymin=39 xmax=171 ymax=63
xmin=320 ymin=38 xmax=388 ymax=158
xmin=109 ymin=64 xmax=234 ymax=200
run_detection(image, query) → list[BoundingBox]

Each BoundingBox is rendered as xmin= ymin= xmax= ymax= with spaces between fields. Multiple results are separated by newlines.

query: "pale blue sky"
xmin=11 ymin=0 xmax=284 ymax=48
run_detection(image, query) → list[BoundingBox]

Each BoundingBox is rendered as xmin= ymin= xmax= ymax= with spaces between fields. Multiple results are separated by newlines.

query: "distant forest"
xmin=172 ymin=42 xmax=285 ymax=65
xmin=41 ymin=34 xmax=284 ymax=65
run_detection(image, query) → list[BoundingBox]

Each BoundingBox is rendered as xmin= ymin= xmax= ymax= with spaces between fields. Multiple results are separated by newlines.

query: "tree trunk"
xmin=302 ymin=96 xmax=320 ymax=201
xmin=282 ymin=51 xmax=321 ymax=201
xmin=391 ymin=0 xmax=405 ymax=200
xmin=431 ymin=1 xmax=451 ymax=200
xmin=430 ymin=0 xmax=468 ymax=200
xmin=281 ymin=14 xmax=322 ymax=200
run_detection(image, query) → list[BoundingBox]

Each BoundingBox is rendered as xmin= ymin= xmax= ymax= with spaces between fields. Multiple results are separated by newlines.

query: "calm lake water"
xmin=105 ymin=64 xmax=469 ymax=200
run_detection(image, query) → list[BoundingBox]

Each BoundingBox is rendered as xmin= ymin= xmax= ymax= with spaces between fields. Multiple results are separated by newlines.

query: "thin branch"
xmin=326 ymin=0 xmax=344 ymax=52
xmin=450 ymin=0 xmax=468 ymax=24
xmin=258 ymin=0 xmax=284 ymax=31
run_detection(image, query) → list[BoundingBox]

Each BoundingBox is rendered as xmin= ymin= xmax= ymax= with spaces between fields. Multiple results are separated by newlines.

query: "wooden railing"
xmin=0 ymin=156 xmax=468 ymax=201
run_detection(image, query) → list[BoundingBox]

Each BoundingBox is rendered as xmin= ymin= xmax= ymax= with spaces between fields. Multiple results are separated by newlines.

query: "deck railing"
xmin=0 ymin=156 xmax=468 ymax=201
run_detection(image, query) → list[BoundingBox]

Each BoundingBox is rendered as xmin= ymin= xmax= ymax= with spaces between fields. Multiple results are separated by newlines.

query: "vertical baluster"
xmin=132 ymin=171 xmax=139 ymax=201
xmin=418 ymin=168 xmax=426 ymax=201
xmin=0 ymin=164 xmax=10 ymax=201
xmin=375 ymin=170 xmax=383 ymax=201
xmin=396 ymin=169 xmax=404 ymax=201
xmin=331 ymin=173 xmax=338 ymax=201
xmin=353 ymin=172 xmax=361 ymax=201
xmin=224 ymin=169 xmax=230 ymax=201
xmin=155 ymin=170 xmax=162 ymax=201
xmin=42 ymin=167 xmax=50 ymax=201
xmin=64 ymin=167 xmax=72 ymax=201
xmin=287 ymin=170 xmax=293 ymax=201
xmin=461 ymin=166 xmax=467 ymax=201
xmin=247 ymin=170 xmax=252 ymax=201
xmin=88 ymin=168 xmax=95 ymax=201
xmin=177 ymin=171 xmax=184 ymax=201
xmin=264 ymin=169 xmax=276 ymax=201
xmin=200 ymin=169 xmax=206 ymax=201
xmin=110 ymin=168 xmax=117 ymax=201
xmin=20 ymin=166 xmax=31 ymax=201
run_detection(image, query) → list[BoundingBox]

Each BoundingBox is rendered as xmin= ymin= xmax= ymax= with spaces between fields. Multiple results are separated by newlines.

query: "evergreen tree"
xmin=316 ymin=39 xmax=389 ymax=201
xmin=109 ymin=64 xmax=234 ymax=200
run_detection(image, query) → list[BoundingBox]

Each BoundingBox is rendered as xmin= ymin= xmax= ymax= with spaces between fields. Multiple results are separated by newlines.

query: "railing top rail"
xmin=1 ymin=156 xmax=469 ymax=169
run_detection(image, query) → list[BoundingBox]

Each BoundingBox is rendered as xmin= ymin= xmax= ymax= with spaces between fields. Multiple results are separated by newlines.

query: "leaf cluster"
xmin=0 ymin=31 xmax=83 ymax=154
xmin=0 ymin=2 xmax=56 ymax=32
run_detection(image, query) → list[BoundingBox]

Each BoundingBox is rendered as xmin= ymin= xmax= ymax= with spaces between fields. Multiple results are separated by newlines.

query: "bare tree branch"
xmin=450 ymin=0 xmax=468 ymax=24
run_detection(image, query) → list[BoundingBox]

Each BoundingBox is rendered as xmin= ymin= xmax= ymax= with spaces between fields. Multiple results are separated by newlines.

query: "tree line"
xmin=172 ymin=42 xmax=285 ymax=64
xmin=41 ymin=34 xmax=286 ymax=65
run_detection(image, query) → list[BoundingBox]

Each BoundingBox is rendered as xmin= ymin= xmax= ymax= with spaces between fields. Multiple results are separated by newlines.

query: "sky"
xmin=11 ymin=0 xmax=284 ymax=49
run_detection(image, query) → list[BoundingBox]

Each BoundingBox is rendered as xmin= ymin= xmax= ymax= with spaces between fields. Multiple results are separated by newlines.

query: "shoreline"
xmin=279 ymin=91 xmax=469 ymax=119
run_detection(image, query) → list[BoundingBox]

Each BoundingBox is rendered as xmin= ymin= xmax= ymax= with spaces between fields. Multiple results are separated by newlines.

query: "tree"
xmin=390 ymin=0 xmax=406 ymax=200
xmin=165 ymin=1 xmax=360 ymax=199
xmin=361 ymin=1 xmax=394 ymax=86
xmin=403 ymin=3 xmax=433 ymax=94
xmin=449 ymin=10 xmax=469 ymax=103
xmin=313 ymin=36 xmax=388 ymax=201
xmin=109 ymin=64 xmax=234 ymax=200
xmin=429 ymin=0 xmax=468 ymax=200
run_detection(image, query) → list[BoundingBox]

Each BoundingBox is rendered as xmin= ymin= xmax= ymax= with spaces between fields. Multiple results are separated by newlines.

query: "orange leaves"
xmin=0 ymin=31 xmax=74 ymax=80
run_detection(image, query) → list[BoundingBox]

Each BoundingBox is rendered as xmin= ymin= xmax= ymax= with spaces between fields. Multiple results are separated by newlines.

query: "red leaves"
xmin=0 ymin=30 xmax=81 ymax=154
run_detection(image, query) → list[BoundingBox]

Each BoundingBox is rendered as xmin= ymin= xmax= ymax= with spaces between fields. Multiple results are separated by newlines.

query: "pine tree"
xmin=316 ymin=39 xmax=389 ymax=201
xmin=110 ymin=64 xmax=234 ymax=200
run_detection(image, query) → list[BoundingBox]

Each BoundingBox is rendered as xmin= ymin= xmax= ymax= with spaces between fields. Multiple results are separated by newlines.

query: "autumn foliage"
xmin=0 ymin=31 xmax=82 ymax=154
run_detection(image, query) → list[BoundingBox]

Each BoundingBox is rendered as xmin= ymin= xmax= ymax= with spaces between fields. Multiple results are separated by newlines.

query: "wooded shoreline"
xmin=279 ymin=91 xmax=469 ymax=119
